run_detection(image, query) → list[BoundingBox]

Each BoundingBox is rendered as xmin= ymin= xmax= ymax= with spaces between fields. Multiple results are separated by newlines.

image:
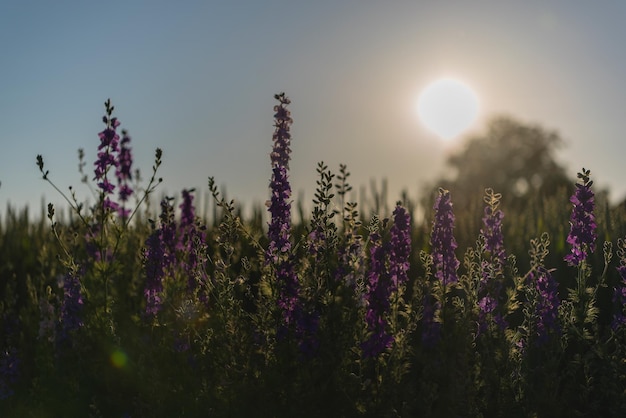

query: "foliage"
xmin=1 ymin=97 xmax=626 ymax=417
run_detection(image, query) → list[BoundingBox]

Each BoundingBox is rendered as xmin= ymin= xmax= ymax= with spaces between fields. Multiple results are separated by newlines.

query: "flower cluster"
xmin=266 ymin=93 xmax=300 ymax=331
xmin=115 ymin=130 xmax=134 ymax=218
xmin=477 ymin=189 xmax=508 ymax=335
xmin=361 ymin=231 xmax=393 ymax=357
xmin=362 ymin=205 xmax=411 ymax=358
xmin=389 ymin=204 xmax=411 ymax=289
xmin=59 ymin=269 xmax=84 ymax=340
xmin=530 ymin=266 xmax=560 ymax=344
xmin=564 ymin=169 xmax=596 ymax=266
xmin=93 ymin=99 xmax=135 ymax=217
xmin=431 ymin=188 xmax=460 ymax=286
xmin=143 ymin=191 xmax=207 ymax=318
xmin=179 ymin=189 xmax=207 ymax=292
xmin=270 ymin=92 xmax=293 ymax=170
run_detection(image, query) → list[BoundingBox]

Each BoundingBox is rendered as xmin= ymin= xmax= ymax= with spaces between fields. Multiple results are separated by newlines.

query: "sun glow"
xmin=417 ymin=78 xmax=479 ymax=140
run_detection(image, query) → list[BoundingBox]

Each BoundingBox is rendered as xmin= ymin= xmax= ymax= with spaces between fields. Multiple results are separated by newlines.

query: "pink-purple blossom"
xmin=431 ymin=188 xmax=460 ymax=286
xmin=564 ymin=169 xmax=596 ymax=266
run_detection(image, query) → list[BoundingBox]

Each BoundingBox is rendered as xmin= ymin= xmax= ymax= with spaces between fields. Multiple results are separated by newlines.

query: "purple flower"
xmin=389 ymin=204 xmax=411 ymax=290
xmin=270 ymin=93 xmax=292 ymax=170
xmin=59 ymin=269 xmax=84 ymax=339
xmin=94 ymin=102 xmax=120 ymax=195
xmin=361 ymin=205 xmax=411 ymax=358
xmin=264 ymin=93 xmax=307 ymax=346
xmin=144 ymin=226 xmax=166 ymax=317
xmin=115 ymin=130 xmax=134 ymax=217
xmin=178 ymin=189 xmax=207 ymax=292
xmin=564 ymin=169 xmax=596 ymax=266
xmin=477 ymin=191 xmax=508 ymax=335
xmin=480 ymin=204 xmax=506 ymax=277
xmin=431 ymin=188 xmax=460 ymax=286
xmin=179 ymin=189 xmax=196 ymax=230
xmin=362 ymin=231 xmax=394 ymax=358
xmin=530 ymin=266 xmax=560 ymax=344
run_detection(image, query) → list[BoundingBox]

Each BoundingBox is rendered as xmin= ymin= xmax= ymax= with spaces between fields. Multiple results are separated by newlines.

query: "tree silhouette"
xmin=436 ymin=116 xmax=573 ymax=210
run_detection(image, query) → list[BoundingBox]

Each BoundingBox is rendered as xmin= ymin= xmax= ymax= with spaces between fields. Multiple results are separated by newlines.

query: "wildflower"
xmin=59 ymin=269 xmax=84 ymax=339
xmin=480 ymin=189 xmax=506 ymax=277
xmin=115 ymin=130 xmax=134 ymax=217
xmin=431 ymin=188 xmax=460 ymax=286
xmin=179 ymin=189 xmax=207 ymax=292
xmin=270 ymin=165 xmax=299 ymax=326
xmin=266 ymin=94 xmax=300 ymax=330
xmin=94 ymin=101 xmax=120 ymax=195
xmin=564 ymin=168 xmax=596 ymax=266
xmin=530 ymin=266 xmax=560 ymax=344
xmin=477 ymin=189 xmax=508 ymax=335
xmin=179 ymin=189 xmax=196 ymax=230
xmin=389 ymin=204 xmax=411 ymax=290
xmin=144 ymin=222 xmax=166 ymax=317
xmin=270 ymin=92 xmax=292 ymax=170
xmin=362 ymin=231 xmax=394 ymax=358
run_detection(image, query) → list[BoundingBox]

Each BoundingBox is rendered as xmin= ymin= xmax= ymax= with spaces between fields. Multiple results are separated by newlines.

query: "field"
xmin=1 ymin=94 xmax=626 ymax=417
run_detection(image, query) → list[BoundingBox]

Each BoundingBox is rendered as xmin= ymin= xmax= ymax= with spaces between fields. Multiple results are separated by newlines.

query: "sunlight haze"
xmin=2 ymin=1 xmax=626 ymax=217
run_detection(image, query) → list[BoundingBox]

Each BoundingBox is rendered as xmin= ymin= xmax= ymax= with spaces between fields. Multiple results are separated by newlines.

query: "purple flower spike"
xmin=94 ymin=102 xmax=120 ymax=195
xmin=390 ymin=204 xmax=411 ymax=290
xmin=265 ymin=94 xmax=300 ymax=331
xmin=59 ymin=269 xmax=84 ymax=339
xmin=530 ymin=266 xmax=560 ymax=344
xmin=270 ymin=93 xmax=293 ymax=170
xmin=564 ymin=169 xmax=596 ymax=266
xmin=431 ymin=188 xmax=460 ymax=287
xmin=362 ymin=231 xmax=394 ymax=358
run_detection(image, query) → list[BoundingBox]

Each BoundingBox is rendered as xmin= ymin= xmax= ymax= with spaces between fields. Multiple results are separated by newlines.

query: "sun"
xmin=417 ymin=78 xmax=480 ymax=140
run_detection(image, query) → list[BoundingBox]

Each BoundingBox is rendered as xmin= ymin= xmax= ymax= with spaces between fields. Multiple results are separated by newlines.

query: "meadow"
xmin=1 ymin=94 xmax=626 ymax=417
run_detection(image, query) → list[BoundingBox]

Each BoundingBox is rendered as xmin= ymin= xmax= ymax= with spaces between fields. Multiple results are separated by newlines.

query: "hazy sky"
xmin=2 ymin=1 xmax=626 ymax=219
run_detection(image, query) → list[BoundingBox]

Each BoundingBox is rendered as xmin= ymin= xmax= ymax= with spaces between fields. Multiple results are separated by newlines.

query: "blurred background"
xmin=2 ymin=1 xmax=626 ymax=220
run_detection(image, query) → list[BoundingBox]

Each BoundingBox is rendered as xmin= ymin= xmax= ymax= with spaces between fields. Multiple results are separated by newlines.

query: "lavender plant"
xmin=5 ymin=95 xmax=626 ymax=416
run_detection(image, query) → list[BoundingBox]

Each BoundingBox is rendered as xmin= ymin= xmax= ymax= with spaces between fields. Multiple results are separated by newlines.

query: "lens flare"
xmin=110 ymin=349 xmax=128 ymax=369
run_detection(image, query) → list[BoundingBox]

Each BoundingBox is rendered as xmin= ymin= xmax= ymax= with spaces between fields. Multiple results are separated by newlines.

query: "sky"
xmin=2 ymin=1 xmax=626 ymax=220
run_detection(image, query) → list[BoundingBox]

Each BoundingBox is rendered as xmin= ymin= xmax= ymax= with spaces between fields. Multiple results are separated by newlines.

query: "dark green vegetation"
xmin=1 ymin=98 xmax=626 ymax=417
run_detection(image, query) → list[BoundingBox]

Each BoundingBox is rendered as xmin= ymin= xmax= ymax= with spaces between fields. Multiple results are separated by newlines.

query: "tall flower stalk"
xmin=431 ymin=188 xmax=460 ymax=287
xmin=362 ymin=204 xmax=412 ymax=358
xmin=477 ymin=189 xmax=508 ymax=335
xmin=265 ymin=93 xmax=299 ymax=330
xmin=362 ymin=231 xmax=393 ymax=357
xmin=564 ymin=168 xmax=596 ymax=267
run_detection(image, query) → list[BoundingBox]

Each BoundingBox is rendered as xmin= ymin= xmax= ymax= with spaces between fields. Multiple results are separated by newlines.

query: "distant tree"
xmin=422 ymin=116 xmax=576 ymax=269
xmin=433 ymin=116 xmax=573 ymax=211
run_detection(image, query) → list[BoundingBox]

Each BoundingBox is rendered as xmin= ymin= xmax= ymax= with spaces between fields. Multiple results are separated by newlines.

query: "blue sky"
xmin=2 ymin=1 xmax=626 ymax=219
